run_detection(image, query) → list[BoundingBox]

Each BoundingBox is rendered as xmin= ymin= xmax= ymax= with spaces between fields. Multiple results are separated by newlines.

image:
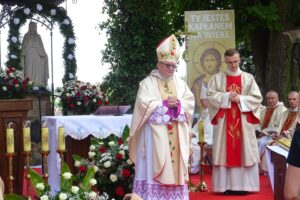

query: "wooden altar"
xmin=0 ymin=99 xmax=32 ymax=194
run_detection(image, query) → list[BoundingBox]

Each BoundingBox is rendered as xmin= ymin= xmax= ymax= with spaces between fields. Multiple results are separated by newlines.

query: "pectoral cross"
xmin=175 ymin=21 xmax=197 ymax=62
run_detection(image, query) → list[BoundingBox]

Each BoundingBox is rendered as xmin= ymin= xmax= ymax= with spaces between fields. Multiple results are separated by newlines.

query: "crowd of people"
xmin=127 ymin=34 xmax=300 ymax=200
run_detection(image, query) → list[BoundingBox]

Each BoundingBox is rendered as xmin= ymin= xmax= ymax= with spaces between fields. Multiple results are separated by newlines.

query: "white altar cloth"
xmin=42 ymin=114 xmax=132 ymax=194
xmin=265 ymin=145 xmax=288 ymax=191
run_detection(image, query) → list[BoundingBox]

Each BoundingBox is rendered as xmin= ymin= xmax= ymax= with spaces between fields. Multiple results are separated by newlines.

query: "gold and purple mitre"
xmin=156 ymin=34 xmax=180 ymax=63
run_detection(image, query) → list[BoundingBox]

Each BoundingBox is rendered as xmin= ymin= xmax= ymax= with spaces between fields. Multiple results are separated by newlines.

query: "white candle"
xmin=6 ymin=128 xmax=14 ymax=153
xmin=23 ymin=127 xmax=31 ymax=152
xmin=58 ymin=127 xmax=65 ymax=151
xmin=41 ymin=127 xmax=49 ymax=152
xmin=198 ymin=120 xmax=205 ymax=143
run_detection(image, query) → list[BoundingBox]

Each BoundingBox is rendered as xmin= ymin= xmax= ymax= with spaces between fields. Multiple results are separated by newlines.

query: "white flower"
xmin=33 ymin=86 xmax=39 ymax=91
xmin=88 ymin=191 xmax=97 ymax=199
xmin=23 ymin=8 xmax=30 ymax=15
xmin=59 ymin=192 xmax=68 ymax=200
xmin=71 ymin=186 xmax=79 ymax=194
xmin=36 ymin=183 xmax=45 ymax=191
xmin=110 ymin=174 xmax=118 ymax=182
xmin=40 ymin=195 xmax=49 ymax=200
xmin=66 ymin=93 xmax=71 ymax=97
xmin=88 ymin=151 xmax=96 ymax=158
xmin=68 ymin=38 xmax=75 ymax=44
xmin=63 ymin=19 xmax=70 ymax=25
xmin=62 ymin=172 xmax=72 ymax=180
xmin=90 ymin=178 xmax=97 ymax=186
xmin=2 ymin=86 xmax=7 ymax=91
xmin=68 ymin=73 xmax=74 ymax=79
xmin=36 ymin=4 xmax=43 ymax=11
xmin=10 ymin=54 xmax=17 ymax=59
xmin=13 ymin=18 xmax=20 ymax=25
xmin=127 ymin=159 xmax=133 ymax=165
xmin=29 ymin=81 xmax=33 ymax=85
xmin=104 ymin=161 xmax=111 ymax=168
xmin=89 ymin=145 xmax=96 ymax=151
xmin=8 ymin=72 xmax=14 ymax=77
xmin=93 ymin=98 xmax=97 ymax=103
xmin=50 ymin=9 xmax=57 ymax=16
xmin=74 ymin=160 xmax=81 ymax=167
xmin=93 ymin=165 xmax=99 ymax=172
xmin=67 ymin=54 xmax=74 ymax=60
xmin=11 ymin=36 xmax=17 ymax=43
xmin=119 ymin=150 xmax=125 ymax=156
xmin=108 ymin=141 xmax=115 ymax=147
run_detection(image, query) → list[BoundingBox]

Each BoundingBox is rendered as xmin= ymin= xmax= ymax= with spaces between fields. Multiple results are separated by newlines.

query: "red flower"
xmin=104 ymin=100 xmax=109 ymax=105
xmin=80 ymin=85 xmax=87 ymax=90
xmin=116 ymin=153 xmax=123 ymax=160
xmin=13 ymin=79 xmax=19 ymax=85
xmin=76 ymin=91 xmax=81 ymax=97
xmin=97 ymin=99 xmax=102 ymax=106
xmin=69 ymin=103 xmax=75 ymax=108
xmin=66 ymin=96 xmax=71 ymax=101
xmin=98 ymin=146 xmax=106 ymax=153
xmin=115 ymin=186 xmax=125 ymax=196
xmin=118 ymin=138 xmax=124 ymax=145
xmin=79 ymin=165 xmax=86 ymax=173
xmin=83 ymin=96 xmax=89 ymax=103
xmin=122 ymin=169 xmax=131 ymax=178
xmin=167 ymin=124 xmax=173 ymax=130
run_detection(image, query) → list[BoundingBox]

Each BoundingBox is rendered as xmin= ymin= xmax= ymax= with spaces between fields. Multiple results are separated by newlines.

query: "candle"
xmin=6 ymin=128 xmax=14 ymax=153
xmin=41 ymin=127 xmax=49 ymax=152
xmin=58 ymin=126 xmax=65 ymax=151
xmin=198 ymin=120 xmax=205 ymax=143
xmin=23 ymin=127 xmax=31 ymax=152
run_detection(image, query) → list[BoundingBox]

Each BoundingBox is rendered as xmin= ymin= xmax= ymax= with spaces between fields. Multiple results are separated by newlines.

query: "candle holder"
xmin=195 ymin=141 xmax=209 ymax=192
xmin=23 ymin=151 xmax=32 ymax=200
xmin=5 ymin=153 xmax=16 ymax=194
xmin=41 ymin=151 xmax=50 ymax=183
xmin=57 ymin=150 xmax=66 ymax=171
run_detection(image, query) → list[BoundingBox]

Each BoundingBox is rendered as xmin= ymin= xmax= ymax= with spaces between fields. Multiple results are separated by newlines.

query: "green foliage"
xmin=4 ymin=194 xmax=25 ymax=200
xmin=122 ymin=124 xmax=130 ymax=142
xmin=246 ymin=2 xmax=282 ymax=31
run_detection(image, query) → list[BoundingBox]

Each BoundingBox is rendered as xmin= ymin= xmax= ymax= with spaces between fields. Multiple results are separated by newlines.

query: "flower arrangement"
xmin=29 ymin=162 xmax=109 ymax=200
xmin=0 ymin=66 xmax=49 ymax=99
xmin=73 ymin=126 xmax=134 ymax=200
xmin=55 ymin=80 xmax=108 ymax=115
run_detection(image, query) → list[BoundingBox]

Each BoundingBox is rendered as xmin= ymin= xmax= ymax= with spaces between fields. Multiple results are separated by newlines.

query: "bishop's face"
xmin=157 ymin=61 xmax=177 ymax=78
xmin=225 ymin=53 xmax=240 ymax=72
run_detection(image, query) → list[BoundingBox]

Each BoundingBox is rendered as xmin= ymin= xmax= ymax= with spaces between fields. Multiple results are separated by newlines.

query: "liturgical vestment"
xmin=207 ymin=68 xmax=263 ymax=192
xmin=129 ymin=70 xmax=195 ymax=199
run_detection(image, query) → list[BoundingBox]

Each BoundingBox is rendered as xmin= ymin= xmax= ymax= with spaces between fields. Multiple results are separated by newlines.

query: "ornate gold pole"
xmin=175 ymin=20 xmax=197 ymax=63
xmin=41 ymin=151 xmax=50 ymax=183
xmin=23 ymin=152 xmax=32 ymax=200
xmin=6 ymin=153 xmax=15 ymax=194
xmin=195 ymin=141 xmax=208 ymax=192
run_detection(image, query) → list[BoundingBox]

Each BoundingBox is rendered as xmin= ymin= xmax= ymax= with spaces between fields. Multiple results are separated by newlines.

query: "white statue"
xmin=21 ymin=21 xmax=49 ymax=86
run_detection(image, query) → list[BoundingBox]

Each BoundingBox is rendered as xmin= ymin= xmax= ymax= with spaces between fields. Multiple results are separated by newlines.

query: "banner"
xmin=185 ymin=10 xmax=235 ymax=113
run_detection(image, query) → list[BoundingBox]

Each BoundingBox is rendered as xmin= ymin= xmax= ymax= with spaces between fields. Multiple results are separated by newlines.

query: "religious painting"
xmin=185 ymin=10 xmax=235 ymax=113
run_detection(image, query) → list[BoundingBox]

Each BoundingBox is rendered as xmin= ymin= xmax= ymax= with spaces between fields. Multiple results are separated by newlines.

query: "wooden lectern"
xmin=0 ymin=99 xmax=32 ymax=194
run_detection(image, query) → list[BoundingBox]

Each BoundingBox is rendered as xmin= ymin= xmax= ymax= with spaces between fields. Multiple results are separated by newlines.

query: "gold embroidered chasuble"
xmin=157 ymin=78 xmax=181 ymax=184
xmin=128 ymin=70 xmax=195 ymax=185
xmin=207 ymin=70 xmax=263 ymax=167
